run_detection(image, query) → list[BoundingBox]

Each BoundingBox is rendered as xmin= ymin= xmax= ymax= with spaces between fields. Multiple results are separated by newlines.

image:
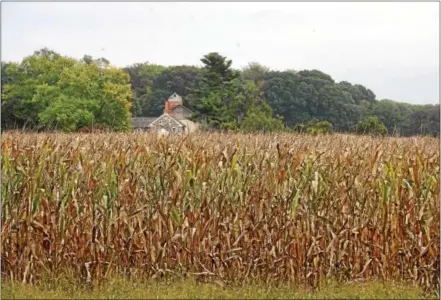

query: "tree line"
xmin=2 ymin=48 xmax=439 ymax=136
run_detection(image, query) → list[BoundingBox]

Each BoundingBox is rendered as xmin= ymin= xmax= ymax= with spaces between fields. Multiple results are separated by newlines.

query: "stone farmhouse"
xmin=131 ymin=93 xmax=199 ymax=134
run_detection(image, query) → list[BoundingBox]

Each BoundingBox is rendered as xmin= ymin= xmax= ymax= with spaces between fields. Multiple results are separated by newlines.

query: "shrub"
xmin=240 ymin=104 xmax=285 ymax=133
xmin=294 ymin=119 xmax=333 ymax=135
xmin=355 ymin=116 xmax=388 ymax=136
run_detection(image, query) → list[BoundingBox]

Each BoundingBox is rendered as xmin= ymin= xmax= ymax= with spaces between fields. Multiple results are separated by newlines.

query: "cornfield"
xmin=1 ymin=132 xmax=440 ymax=293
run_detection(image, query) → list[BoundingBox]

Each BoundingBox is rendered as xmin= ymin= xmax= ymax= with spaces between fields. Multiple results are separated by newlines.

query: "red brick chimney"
xmin=164 ymin=100 xmax=171 ymax=114
xmin=164 ymin=93 xmax=182 ymax=115
xmin=164 ymin=100 xmax=179 ymax=115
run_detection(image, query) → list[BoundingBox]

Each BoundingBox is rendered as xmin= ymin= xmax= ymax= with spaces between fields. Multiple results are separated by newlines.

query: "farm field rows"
xmin=1 ymin=132 xmax=440 ymax=297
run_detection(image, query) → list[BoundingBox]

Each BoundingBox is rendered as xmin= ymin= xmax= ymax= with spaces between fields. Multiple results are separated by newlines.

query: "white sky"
xmin=1 ymin=2 xmax=439 ymax=104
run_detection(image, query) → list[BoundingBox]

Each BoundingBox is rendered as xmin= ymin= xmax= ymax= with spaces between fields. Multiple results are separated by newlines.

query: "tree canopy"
xmin=1 ymin=48 xmax=439 ymax=136
xmin=2 ymin=48 xmax=132 ymax=131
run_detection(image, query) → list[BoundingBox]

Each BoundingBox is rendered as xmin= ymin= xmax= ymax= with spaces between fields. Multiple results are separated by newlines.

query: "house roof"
xmin=172 ymin=104 xmax=193 ymax=114
xmin=131 ymin=117 xmax=156 ymax=128
xmin=147 ymin=113 xmax=185 ymax=128
xmin=131 ymin=93 xmax=193 ymax=129
xmin=168 ymin=92 xmax=182 ymax=101
xmin=171 ymin=104 xmax=193 ymax=120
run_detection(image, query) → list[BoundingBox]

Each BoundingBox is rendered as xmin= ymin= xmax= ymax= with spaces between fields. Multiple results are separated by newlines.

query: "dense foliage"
xmin=294 ymin=119 xmax=334 ymax=135
xmin=355 ymin=116 xmax=388 ymax=137
xmin=1 ymin=48 xmax=439 ymax=136
xmin=2 ymin=49 xmax=132 ymax=132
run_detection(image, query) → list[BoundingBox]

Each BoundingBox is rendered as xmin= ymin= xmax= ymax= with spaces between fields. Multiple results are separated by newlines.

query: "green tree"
xmin=123 ymin=63 xmax=166 ymax=116
xmin=2 ymin=48 xmax=439 ymax=136
xmin=1 ymin=49 xmax=77 ymax=129
xmin=2 ymin=62 xmax=24 ymax=128
xmin=296 ymin=69 xmax=335 ymax=89
xmin=264 ymin=71 xmax=311 ymax=126
xmin=199 ymin=52 xmax=238 ymax=88
xmin=238 ymin=79 xmax=284 ymax=132
xmin=338 ymin=81 xmax=376 ymax=105
xmin=306 ymin=120 xmax=333 ymax=135
xmin=39 ymin=95 xmax=95 ymax=132
xmin=294 ymin=119 xmax=333 ymax=135
xmin=241 ymin=62 xmax=270 ymax=85
xmin=56 ymin=61 xmax=132 ymax=130
xmin=315 ymin=84 xmax=359 ymax=131
xmin=1 ymin=48 xmax=131 ymax=131
xmin=146 ymin=66 xmax=202 ymax=115
xmin=190 ymin=52 xmax=240 ymax=127
xmin=409 ymin=104 xmax=440 ymax=136
xmin=241 ymin=102 xmax=284 ymax=133
xmin=355 ymin=116 xmax=388 ymax=136
xmin=193 ymin=87 xmax=237 ymax=129
xmin=371 ymin=99 xmax=403 ymax=134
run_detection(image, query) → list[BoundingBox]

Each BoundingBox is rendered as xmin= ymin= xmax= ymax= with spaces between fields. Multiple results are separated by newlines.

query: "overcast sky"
xmin=2 ymin=2 xmax=439 ymax=104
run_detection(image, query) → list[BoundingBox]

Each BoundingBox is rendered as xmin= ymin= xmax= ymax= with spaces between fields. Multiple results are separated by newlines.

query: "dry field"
xmin=1 ymin=132 xmax=440 ymax=293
